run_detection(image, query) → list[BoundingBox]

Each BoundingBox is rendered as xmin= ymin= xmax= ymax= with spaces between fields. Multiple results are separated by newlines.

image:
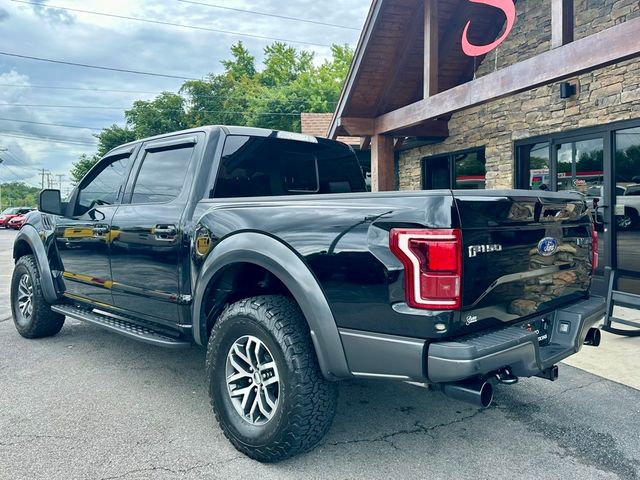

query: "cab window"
xmin=76 ymin=154 xmax=132 ymax=216
xmin=130 ymin=144 xmax=195 ymax=204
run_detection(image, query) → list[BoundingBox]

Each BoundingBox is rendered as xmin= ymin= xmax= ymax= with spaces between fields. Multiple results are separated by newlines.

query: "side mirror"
xmin=39 ymin=189 xmax=63 ymax=215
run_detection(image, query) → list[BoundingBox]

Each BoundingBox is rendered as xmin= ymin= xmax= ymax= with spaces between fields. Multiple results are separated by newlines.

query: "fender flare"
xmin=192 ymin=232 xmax=351 ymax=380
xmin=13 ymin=225 xmax=59 ymax=304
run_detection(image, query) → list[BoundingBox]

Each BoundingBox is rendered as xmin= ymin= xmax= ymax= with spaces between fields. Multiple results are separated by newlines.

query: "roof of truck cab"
xmin=104 ymin=125 xmax=338 ymax=158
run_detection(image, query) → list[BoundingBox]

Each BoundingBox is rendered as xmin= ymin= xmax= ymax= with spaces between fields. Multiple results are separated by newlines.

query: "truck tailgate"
xmin=453 ymin=191 xmax=594 ymax=326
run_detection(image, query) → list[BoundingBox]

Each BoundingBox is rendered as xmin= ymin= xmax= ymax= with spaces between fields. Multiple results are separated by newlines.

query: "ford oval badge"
xmin=537 ymin=237 xmax=558 ymax=257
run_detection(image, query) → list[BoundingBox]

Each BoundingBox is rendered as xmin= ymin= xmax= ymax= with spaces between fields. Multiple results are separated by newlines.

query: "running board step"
xmin=51 ymin=304 xmax=191 ymax=349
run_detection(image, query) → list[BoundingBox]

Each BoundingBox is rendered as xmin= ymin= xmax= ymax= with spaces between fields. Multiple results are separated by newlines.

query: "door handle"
xmin=92 ymin=225 xmax=110 ymax=236
xmin=154 ymin=224 xmax=177 ymax=241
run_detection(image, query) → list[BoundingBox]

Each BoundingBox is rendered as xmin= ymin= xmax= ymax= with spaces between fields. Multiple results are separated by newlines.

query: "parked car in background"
xmin=6 ymin=210 xmax=34 ymax=230
xmin=587 ymin=184 xmax=640 ymax=230
xmin=0 ymin=207 xmax=33 ymax=228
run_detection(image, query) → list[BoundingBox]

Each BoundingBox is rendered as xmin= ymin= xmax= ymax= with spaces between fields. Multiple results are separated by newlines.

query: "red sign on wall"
xmin=461 ymin=0 xmax=516 ymax=57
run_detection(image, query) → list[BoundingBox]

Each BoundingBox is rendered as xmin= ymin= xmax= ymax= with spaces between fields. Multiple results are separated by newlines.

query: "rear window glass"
xmin=212 ymin=135 xmax=366 ymax=199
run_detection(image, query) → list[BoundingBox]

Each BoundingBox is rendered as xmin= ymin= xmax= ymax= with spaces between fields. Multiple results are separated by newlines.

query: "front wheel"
xmin=11 ymin=255 xmax=65 ymax=338
xmin=206 ymin=296 xmax=337 ymax=463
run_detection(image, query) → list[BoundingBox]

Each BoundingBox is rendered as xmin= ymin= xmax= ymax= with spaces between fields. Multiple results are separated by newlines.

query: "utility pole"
xmin=56 ymin=173 xmax=65 ymax=191
xmin=0 ymin=148 xmax=7 ymax=213
xmin=41 ymin=168 xmax=46 ymax=189
xmin=0 ymin=155 xmax=4 ymax=212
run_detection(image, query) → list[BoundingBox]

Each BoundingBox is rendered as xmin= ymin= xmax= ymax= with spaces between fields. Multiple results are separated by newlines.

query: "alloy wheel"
xmin=16 ymin=273 xmax=34 ymax=326
xmin=225 ymin=335 xmax=280 ymax=426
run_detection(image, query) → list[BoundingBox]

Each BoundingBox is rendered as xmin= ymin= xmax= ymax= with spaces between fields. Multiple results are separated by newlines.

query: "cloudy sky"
xmin=0 ymin=0 xmax=369 ymax=193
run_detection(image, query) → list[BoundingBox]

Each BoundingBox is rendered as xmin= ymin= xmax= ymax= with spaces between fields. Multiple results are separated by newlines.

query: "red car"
xmin=0 ymin=207 xmax=33 ymax=228
xmin=6 ymin=209 xmax=35 ymax=230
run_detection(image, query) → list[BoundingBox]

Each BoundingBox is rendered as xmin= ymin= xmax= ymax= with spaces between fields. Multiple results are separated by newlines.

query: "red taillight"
xmin=390 ymin=229 xmax=462 ymax=310
xmin=591 ymin=224 xmax=599 ymax=273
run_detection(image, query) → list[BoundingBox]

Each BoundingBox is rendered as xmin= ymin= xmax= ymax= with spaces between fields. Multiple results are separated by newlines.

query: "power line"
xmin=1 ymin=150 xmax=40 ymax=171
xmin=0 ymin=116 xmax=104 ymax=131
xmin=0 ymin=131 xmax=97 ymax=147
xmin=0 ymin=104 xmax=127 ymax=110
xmin=0 ymin=83 xmax=168 ymax=95
xmin=0 ymin=105 xmax=305 ymax=116
xmin=0 ymin=84 xmax=340 ymax=105
xmin=177 ymin=0 xmax=361 ymax=31
xmin=3 ymin=164 xmax=32 ymax=182
xmin=0 ymin=51 xmax=198 ymax=81
xmin=11 ymin=0 xmax=336 ymax=48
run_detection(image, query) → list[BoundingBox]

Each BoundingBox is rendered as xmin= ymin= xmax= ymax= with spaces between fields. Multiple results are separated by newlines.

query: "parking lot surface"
xmin=1 ymin=229 xmax=639 ymax=480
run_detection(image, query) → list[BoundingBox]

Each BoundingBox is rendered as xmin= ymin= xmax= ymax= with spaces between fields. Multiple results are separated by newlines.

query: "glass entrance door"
xmin=552 ymin=136 xmax=607 ymax=286
xmin=614 ymin=127 xmax=640 ymax=294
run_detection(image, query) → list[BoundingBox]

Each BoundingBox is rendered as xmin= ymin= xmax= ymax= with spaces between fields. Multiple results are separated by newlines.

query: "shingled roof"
xmin=300 ymin=113 xmax=361 ymax=147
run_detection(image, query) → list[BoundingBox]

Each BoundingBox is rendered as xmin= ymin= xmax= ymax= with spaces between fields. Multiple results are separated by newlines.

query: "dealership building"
xmin=327 ymin=0 xmax=640 ymax=294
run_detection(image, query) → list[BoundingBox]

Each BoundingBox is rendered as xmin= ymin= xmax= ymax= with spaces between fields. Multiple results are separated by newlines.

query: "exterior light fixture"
xmin=560 ymin=82 xmax=577 ymax=99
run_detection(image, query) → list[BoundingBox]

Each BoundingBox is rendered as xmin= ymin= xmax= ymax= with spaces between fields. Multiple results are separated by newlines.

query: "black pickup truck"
xmin=10 ymin=126 xmax=605 ymax=462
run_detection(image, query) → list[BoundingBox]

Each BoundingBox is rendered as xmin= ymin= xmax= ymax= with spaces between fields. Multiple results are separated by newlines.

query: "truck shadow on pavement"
xmin=2 ymin=319 xmax=639 ymax=480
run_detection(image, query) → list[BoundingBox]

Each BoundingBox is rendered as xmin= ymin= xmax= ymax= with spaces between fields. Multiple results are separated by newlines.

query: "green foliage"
xmin=96 ymin=124 xmax=136 ymax=157
xmin=70 ymin=154 xmax=99 ymax=185
xmin=0 ymin=182 xmax=40 ymax=208
xmin=125 ymin=92 xmax=187 ymax=139
xmin=221 ymin=42 xmax=257 ymax=80
xmin=70 ymin=125 xmax=137 ymax=185
xmin=74 ymin=41 xmax=354 ymax=180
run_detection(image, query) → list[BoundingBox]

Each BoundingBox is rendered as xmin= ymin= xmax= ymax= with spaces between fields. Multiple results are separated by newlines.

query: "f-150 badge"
xmin=468 ymin=244 xmax=503 ymax=257
xmin=537 ymin=237 xmax=558 ymax=257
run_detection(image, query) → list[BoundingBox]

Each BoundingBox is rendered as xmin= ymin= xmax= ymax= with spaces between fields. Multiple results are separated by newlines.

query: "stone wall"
xmin=398 ymin=0 xmax=640 ymax=191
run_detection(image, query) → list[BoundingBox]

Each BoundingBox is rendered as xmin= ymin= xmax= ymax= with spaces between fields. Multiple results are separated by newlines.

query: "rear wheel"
xmin=11 ymin=255 xmax=65 ymax=338
xmin=206 ymin=295 xmax=337 ymax=463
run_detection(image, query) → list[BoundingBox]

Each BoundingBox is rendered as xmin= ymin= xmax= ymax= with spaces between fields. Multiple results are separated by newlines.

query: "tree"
xmin=125 ymin=92 xmax=187 ymax=139
xmin=96 ymin=124 xmax=136 ymax=157
xmin=70 ymin=154 xmax=98 ymax=185
xmin=69 ymin=125 xmax=136 ymax=185
xmin=221 ymin=41 xmax=257 ymax=81
xmin=0 ymin=182 xmax=40 ymax=208
xmin=73 ymin=41 xmax=354 ymax=180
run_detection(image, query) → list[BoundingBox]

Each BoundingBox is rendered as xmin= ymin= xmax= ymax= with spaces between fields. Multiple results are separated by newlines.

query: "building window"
xmin=516 ymin=137 xmax=605 ymax=193
xmin=516 ymin=142 xmax=550 ymax=190
xmin=422 ymin=148 xmax=486 ymax=190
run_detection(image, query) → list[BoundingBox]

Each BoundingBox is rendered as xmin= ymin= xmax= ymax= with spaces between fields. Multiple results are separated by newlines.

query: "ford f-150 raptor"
xmin=10 ymin=126 xmax=605 ymax=462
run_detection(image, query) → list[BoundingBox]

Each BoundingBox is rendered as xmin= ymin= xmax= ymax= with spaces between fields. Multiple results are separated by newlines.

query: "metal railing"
xmin=602 ymin=267 xmax=640 ymax=337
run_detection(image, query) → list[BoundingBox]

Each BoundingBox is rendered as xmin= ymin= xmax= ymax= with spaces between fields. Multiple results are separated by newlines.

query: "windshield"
xmin=1 ymin=208 xmax=21 ymax=215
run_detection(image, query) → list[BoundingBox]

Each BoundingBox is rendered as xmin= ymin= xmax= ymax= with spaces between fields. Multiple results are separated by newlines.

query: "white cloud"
xmin=0 ymin=0 xmax=370 ymax=188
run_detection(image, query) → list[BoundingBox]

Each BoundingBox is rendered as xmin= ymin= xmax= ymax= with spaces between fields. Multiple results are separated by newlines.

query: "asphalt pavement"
xmin=1 ymin=228 xmax=639 ymax=480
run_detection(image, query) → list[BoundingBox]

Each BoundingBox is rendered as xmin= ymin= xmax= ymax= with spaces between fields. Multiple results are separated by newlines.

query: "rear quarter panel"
xmin=192 ymin=192 xmax=457 ymax=339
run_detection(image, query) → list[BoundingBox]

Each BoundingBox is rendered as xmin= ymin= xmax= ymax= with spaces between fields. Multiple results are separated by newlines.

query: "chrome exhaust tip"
xmin=584 ymin=327 xmax=601 ymax=347
xmin=439 ymin=378 xmax=494 ymax=409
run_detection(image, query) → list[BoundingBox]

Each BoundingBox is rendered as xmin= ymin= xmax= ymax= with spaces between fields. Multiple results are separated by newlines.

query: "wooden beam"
xmin=360 ymin=136 xmax=371 ymax=150
xmin=376 ymin=17 xmax=640 ymax=134
xmin=374 ymin=2 xmax=424 ymax=115
xmin=328 ymin=0 xmax=384 ymax=139
xmin=552 ymin=0 xmax=574 ymax=48
xmin=371 ymin=135 xmax=395 ymax=192
xmin=391 ymin=120 xmax=449 ymax=138
xmin=394 ymin=137 xmax=406 ymax=151
xmin=338 ymin=117 xmax=375 ymax=136
xmin=424 ymin=0 xmax=438 ymax=97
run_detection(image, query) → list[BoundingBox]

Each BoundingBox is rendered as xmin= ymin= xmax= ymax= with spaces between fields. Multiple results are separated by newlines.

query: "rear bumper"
xmin=339 ymin=296 xmax=606 ymax=383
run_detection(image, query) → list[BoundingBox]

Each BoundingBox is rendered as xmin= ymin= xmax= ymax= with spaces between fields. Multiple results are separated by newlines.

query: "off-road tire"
xmin=11 ymin=255 xmax=65 ymax=338
xmin=206 ymin=295 xmax=338 ymax=463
